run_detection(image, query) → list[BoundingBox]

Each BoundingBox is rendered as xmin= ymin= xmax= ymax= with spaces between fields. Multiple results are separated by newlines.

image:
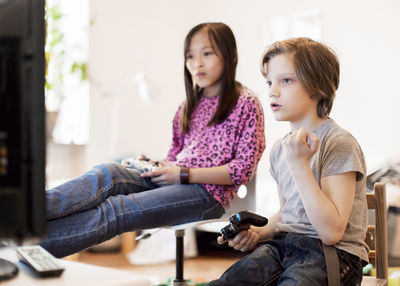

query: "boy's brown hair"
xmin=261 ymin=37 xmax=340 ymax=118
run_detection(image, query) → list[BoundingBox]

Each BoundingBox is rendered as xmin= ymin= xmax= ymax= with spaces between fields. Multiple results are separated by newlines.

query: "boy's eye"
xmin=266 ymin=81 xmax=272 ymax=88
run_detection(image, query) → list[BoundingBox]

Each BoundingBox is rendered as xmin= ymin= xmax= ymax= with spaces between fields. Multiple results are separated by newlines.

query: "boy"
xmin=208 ymin=38 xmax=368 ymax=285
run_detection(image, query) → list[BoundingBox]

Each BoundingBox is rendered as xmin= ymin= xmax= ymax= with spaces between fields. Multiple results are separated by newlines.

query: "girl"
xmin=209 ymin=38 xmax=368 ymax=286
xmin=41 ymin=22 xmax=266 ymax=258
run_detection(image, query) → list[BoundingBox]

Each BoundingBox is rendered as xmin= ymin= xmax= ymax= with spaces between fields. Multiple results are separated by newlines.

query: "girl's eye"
xmin=186 ymin=54 xmax=193 ymax=59
xmin=282 ymin=78 xmax=291 ymax=84
xmin=266 ymin=81 xmax=272 ymax=88
xmin=204 ymin=51 xmax=213 ymax=56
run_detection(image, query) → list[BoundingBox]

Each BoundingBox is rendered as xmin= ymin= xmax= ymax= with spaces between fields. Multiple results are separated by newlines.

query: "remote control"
xmin=16 ymin=245 xmax=65 ymax=277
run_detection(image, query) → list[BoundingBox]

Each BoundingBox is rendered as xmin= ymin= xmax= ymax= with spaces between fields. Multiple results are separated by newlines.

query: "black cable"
xmin=135 ymin=228 xmax=161 ymax=241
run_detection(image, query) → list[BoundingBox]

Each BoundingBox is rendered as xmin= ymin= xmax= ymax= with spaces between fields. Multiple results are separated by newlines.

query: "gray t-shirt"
xmin=269 ymin=118 xmax=369 ymax=262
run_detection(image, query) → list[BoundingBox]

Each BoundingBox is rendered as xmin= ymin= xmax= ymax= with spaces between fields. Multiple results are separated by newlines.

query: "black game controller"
xmin=220 ymin=211 xmax=268 ymax=241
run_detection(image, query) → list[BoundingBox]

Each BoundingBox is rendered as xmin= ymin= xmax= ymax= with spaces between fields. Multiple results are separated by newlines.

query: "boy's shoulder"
xmin=270 ymin=119 xmax=361 ymax=158
xmin=317 ymin=119 xmax=360 ymax=148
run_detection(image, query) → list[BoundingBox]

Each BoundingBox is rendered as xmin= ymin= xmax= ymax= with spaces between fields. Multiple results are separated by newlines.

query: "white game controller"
xmin=123 ymin=157 xmax=161 ymax=172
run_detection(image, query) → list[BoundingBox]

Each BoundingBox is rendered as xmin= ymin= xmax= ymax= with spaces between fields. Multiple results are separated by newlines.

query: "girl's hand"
xmin=140 ymin=160 xmax=181 ymax=186
xmin=283 ymin=127 xmax=319 ymax=170
xmin=217 ymin=228 xmax=259 ymax=252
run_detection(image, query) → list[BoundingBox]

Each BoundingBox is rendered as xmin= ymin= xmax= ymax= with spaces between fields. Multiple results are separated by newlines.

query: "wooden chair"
xmin=361 ymin=182 xmax=388 ymax=286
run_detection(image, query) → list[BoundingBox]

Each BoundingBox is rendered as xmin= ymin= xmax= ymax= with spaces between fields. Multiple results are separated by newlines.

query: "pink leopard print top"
xmin=167 ymin=88 xmax=266 ymax=208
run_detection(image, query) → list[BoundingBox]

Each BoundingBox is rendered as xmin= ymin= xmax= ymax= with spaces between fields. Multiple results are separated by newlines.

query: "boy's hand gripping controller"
xmin=220 ymin=211 xmax=268 ymax=241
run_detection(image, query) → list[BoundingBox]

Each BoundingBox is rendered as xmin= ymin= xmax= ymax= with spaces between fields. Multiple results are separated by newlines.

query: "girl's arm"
xmin=141 ymin=162 xmax=233 ymax=185
xmin=284 ymin=127 xmax=356 ymax=245
xmin=188 ymin=165 xmax=233 ymax=185
xmin=144 ymin=94 xmax=265 ymax=187
xmin=166 ymin=105 xmax=185 ymax=162
xmin=225 ymin=96 xmax=266 ymax=189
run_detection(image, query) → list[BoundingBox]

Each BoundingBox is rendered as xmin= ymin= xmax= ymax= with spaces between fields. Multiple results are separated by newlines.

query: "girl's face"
xmin=185 ymin=29 xmax=224 ymax=97
xmin=265 ymin=54 xmax=321 ymax=130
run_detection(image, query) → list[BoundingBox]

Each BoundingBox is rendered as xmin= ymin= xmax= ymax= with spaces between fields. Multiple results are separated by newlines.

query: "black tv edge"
xmin=0 ymin=0 xmax=46 ymax=281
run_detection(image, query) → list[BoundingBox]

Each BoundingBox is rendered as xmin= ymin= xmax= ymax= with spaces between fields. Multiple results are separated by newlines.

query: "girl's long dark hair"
xmin=181 ymin=22 xmax=242 ymax=133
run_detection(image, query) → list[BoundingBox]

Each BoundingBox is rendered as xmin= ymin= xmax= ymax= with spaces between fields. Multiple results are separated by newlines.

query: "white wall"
xmin=87 ymin=0 xmax=400 ymax=215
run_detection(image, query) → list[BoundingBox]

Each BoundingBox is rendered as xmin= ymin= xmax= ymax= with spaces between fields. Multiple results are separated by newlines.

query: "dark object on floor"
xmin=0 ymin=258 xmax=19 ymax=282
xmin=156 ymin=277 xmax=208 ymax=286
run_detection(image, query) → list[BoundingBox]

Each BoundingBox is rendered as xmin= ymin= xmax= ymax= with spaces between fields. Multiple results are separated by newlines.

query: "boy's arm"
xmin=285 ymin=128 xmax=356 ymax=245
xmin=292 ymin=168 xmax=356 ymax=245
xmin=254 ymin=187 xmax=285 ymax=241
xmin=251 ymin=209 xmax=281 ymax=241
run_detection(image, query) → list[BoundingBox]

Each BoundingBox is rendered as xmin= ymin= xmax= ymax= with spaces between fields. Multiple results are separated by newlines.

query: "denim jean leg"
xmin=209 ymin=233 xmax=363 ymax=286
xmin=208 ymin=244 xmax=284 ymax=286
xmin=41 ymin=183 xmax=224 ymax=258
xmin=279 ymin=233 xmax=363 ymax=286
xmin=46 ymin=163 xmax=155 ymax=220
xmin=337 ymin=249 xmax=363 ymax=286
xmin=277 ymin=233 xmax=327 ymax=286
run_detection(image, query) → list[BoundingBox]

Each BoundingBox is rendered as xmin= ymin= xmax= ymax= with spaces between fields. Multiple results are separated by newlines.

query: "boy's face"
xmin=264 ymin=54 xmax=319 ymax=128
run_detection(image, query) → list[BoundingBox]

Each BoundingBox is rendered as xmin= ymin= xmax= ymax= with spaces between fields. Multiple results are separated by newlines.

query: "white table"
xmin=0 ymin=247 xmax=156 ymax=286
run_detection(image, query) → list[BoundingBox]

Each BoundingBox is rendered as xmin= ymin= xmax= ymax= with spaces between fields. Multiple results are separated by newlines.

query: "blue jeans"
xmin=208 ymin=232 xmax=363 ymax=286
xmin=41 ymin=163 xmax=224 ymax=258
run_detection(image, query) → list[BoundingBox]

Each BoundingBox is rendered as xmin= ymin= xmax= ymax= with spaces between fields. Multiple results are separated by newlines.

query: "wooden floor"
xmin=67 ymin=247 xmax=243 ymax=285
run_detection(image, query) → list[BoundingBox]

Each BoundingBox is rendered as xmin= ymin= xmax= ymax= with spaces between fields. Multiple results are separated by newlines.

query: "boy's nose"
xmin=269 ymin=86 xmax=280 ymax=98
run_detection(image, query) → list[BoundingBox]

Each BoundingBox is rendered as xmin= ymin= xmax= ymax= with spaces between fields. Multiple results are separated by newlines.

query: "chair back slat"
xmin=365 ymin=182 xmax=388 ymax=281
xmin=366 ymin=193 xmax=375 ymax=209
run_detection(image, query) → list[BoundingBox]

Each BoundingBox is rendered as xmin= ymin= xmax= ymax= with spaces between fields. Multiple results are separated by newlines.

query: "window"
xmin=46 ymin=0 xmax=89 ymax=145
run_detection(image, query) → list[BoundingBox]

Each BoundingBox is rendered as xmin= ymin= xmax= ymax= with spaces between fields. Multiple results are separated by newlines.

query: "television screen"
xmin=0 ymin=0 xmax=46 ymax=280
